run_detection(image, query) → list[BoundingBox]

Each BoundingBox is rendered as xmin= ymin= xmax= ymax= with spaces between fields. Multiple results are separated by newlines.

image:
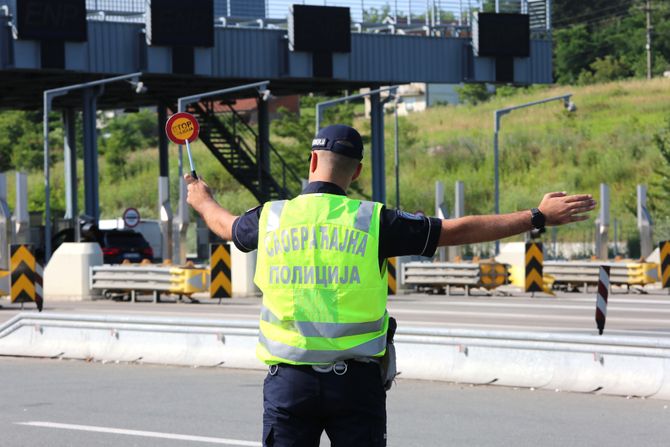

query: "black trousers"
xmin=262 ymin=361 xmax=387 ymax=447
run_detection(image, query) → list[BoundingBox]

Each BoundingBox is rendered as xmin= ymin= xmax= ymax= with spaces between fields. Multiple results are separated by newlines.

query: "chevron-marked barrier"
xmin=595 ymin=266 xmax=610 ymax=335
xmin=10 ymin=244 xmax=37 ymax=307
xmin=387 ymin=257 xmax=397 ymax=295
xmin=210 ymin=244 xmax=232 ymax=301
xmin=525 ymin=242 xmax=543 ymax=293
xmin=661 ymin=241 xmax=670 ymax=289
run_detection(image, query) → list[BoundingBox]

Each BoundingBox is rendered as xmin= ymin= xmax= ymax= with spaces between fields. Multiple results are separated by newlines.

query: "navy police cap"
xmin=311 ymin=124 xmax=364 ymax=161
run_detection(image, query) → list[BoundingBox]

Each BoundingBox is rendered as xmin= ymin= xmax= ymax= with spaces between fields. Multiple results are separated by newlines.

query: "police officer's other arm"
xmin=438 ymin=192 xmax=596 ymax=246
xmin=184 ymin=174 xmax=238 ymax=240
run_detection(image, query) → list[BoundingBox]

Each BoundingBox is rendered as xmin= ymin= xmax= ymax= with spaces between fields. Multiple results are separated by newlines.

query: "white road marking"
xmin=391 ymin=299 xmax=670 ymax=311
xmin=387 ymin=308 xmax=670 ymax=324
xmin=391 ymin=319 xmax=670 ymax=335
xmin=15 ymin=421 xmax=261 ymax=446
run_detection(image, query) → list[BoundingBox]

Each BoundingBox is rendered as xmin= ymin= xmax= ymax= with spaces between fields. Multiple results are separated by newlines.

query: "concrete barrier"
xmin=44 ymin=243 xmax=103 ymax=301
xmin=1 ymin=313 xmax=669 ymax=400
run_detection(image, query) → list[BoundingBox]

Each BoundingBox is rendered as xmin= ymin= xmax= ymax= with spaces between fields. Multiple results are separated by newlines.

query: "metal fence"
xmin=0 ymin=0 xmax=550 ymax=31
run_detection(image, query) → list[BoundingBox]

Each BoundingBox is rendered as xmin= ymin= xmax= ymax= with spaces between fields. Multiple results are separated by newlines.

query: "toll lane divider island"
xmin=2 ymin=312 xmax=670 ymax=401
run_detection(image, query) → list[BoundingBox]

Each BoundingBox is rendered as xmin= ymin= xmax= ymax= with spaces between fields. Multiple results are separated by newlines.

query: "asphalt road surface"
xmin=1 ymin=357 xmax=668 ymax=447
xmin=2 ymin=289 xmax=670 ymax=336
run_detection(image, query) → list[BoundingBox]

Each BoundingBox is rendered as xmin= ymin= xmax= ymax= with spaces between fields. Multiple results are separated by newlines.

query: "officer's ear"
xmin=309 ymin=151 xmax=318 ymax=174
xmin=351 ymin=163 xmax=362 ymax=181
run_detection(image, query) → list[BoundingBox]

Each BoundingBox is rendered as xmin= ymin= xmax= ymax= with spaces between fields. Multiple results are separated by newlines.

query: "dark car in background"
xmin=51 ymin=227 xmax=153 ymax=264
xmin=98 ymin=229 xmax=153 ymax=264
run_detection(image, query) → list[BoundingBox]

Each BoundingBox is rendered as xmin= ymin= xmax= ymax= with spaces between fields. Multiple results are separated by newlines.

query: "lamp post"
xmin=174 ymin=80 xmax=270 ymax=263
xmin=43 ymin=72 xmax=144 ymax=261
xmin=493 ymin=93 xmax=574 ymax=255
xmin=316 ymin=86 xmax=399 ymax=205
xmin=393 ymin=95 xmax=401 ymax=209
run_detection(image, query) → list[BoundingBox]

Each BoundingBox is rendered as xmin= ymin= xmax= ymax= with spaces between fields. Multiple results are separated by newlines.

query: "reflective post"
xmin=637 ymin=184 xmax=653 ymax=259
xmin=435 ymin=180 xmax=448 ymax=262
xmin=0 ymin=173 xmax=11 ymax=269
xmin=63 ymin=108 xmax=79 ymax=242
xmin=158 ymin=177 xmax=172 ymax=263
xmin=449 ymin=180 xmax=464 ymax=260
xmin=596 ymin=183 xmax=610 ymax=260
xmin=14 ymin=172 xmax=29 ymax=244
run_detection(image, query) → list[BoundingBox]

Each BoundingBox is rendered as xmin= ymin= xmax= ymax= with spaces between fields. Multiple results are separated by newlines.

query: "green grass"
xmin=9 ymin=77 xmax=670 ymax=247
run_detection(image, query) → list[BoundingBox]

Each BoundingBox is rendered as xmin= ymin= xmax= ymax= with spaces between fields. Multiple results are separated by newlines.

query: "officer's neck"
xmin=307 ymin=173 xmax=351 ymax=193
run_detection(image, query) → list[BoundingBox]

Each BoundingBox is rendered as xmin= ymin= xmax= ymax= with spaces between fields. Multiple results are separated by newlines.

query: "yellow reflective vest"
xmin=254 ymin=193 xmax=389 ymax=365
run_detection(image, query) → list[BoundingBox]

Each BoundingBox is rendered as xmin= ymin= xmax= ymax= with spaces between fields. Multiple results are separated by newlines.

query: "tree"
xmin=455 ymin=84 xmax=493 ymax=105
xmin=553 ymin=0 xmax=670 ymax=84
xmin=649 ymin=116 xmax=670 ymax=217
xmin=577 ymin=55 xmax=633 ymax=84
xmin=554 ymin=24 xmax=597 ymax=84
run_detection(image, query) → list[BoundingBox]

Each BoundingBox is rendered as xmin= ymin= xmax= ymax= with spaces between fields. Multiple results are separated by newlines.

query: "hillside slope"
xmin=12 ymin=78 xmax=670 ymax=248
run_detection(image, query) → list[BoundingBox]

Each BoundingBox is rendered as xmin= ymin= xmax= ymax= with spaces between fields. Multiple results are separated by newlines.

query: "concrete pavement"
xmin=3 ymin=289 xmax=670 ymax=336
xmin=1 ymin=357 xmax=668 ymax=447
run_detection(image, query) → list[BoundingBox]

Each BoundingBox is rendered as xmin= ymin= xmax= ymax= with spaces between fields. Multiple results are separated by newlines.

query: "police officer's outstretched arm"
xmin=438 ymin=192 xmax=596 ymax=246
xmin=184 ymin=174 xmax=238 ymax=240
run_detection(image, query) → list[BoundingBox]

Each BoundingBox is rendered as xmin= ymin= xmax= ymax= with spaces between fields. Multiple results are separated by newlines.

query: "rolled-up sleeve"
xmin=231 ymin=206 xmax=261 ymax=252
xmin=379 ymin=208 xmax=441 ymax=259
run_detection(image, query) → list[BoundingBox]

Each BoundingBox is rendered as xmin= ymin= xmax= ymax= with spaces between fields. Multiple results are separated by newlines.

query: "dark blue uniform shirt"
xmin=231 ymin=181 xmax=441 ymax=262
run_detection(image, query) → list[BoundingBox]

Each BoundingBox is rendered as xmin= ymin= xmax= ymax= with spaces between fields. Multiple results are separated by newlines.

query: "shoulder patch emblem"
xmin=397 ymin=210 xmax=424 ymax=221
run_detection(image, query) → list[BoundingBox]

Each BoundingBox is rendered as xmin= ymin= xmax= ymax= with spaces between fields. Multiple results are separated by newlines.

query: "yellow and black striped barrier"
xmin=525 ymin=242 xmax=543 ymax=293
xmin=479 ymin=262 xmax=509 ymax=289
xmin=387 ymin=257 xmax=397 ymax=295
xmin=661 ymin=241 xmax=670 ymax=289
xmin=210 ymin=243 xmax=232 ymax=301
xmin=10 ymin=244 xmax=42 ymax=311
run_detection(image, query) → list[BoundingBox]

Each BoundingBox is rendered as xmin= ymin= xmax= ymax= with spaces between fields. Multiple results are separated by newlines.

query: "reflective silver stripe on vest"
xmin=266 ymin=200 xmax=287 ymax=233
xmin=259 ymin=331 xmax=387 ymax=364
xmin=261 ymin=306 xmax=386 ymax=338
xmin=354 ymin=201 xmax=375 ymax=233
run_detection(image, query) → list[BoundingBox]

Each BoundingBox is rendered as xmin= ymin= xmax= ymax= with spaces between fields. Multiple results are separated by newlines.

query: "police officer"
xmin=185 ymin=124 xmax=596 ymax=447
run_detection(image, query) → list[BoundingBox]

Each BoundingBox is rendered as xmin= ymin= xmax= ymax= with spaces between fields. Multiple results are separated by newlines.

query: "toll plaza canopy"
xmin=0 ymin=0 xmax=553 ymax=109
xmin=0 ymin=0 xmax=555 ymax=263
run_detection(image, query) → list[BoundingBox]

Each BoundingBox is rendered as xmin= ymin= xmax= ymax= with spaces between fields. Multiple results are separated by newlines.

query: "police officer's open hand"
xmin=538 ymin=192 xmax=597 ymax=226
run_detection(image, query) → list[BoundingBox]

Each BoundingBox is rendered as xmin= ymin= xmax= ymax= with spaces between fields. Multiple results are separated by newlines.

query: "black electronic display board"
xmin=289 ymin=5 xmax=351 ymax=53
xmin=148 ymin=0 xmax=214 ymax=47
xmin=16 ymin=0 xmax=87 ymax=41
xmin=475 ymin=13 xmax=530 ymax=58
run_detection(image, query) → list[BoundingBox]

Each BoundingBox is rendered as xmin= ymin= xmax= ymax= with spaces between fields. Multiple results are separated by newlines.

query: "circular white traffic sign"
xmin=123 ymin=207 xmax=141 ymax=228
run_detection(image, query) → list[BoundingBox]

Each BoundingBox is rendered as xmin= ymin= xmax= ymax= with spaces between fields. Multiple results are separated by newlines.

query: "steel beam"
xmin=370 ymin=91 xmax=386 ymax=204
xmin=82 ymin=88 xmax=100 ymax=221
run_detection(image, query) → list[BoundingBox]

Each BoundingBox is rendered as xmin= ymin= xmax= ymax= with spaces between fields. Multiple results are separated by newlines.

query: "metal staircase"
xmin=191 ymin=101 xmax=302 ymax=203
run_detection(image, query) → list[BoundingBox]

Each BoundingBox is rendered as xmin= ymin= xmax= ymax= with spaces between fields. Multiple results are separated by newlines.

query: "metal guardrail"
xmin=3 ymin=313 xmax=670 ymax=399
xmin=544 ymin=261 xmax=659 ymax=290
xmin=90 ymin=265 xmax=209 ymax=302
xmin=401 ymin=261 xmax=509 ymax=295
xmin=2 ymin=312 xmax=670 ymax=360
